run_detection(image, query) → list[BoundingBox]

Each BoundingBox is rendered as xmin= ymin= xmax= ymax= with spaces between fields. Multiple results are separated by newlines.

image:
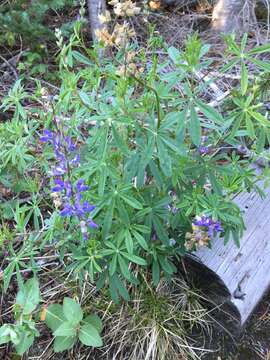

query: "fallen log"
xmin=183 ymin=174 xmax=270 ymax=328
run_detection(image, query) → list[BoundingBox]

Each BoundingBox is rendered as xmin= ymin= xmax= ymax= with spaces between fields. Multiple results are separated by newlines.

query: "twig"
xmin=0 ymin=54 xmax=18 ymax=79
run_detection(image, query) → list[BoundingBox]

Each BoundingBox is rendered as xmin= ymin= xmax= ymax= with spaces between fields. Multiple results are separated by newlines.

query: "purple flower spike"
xmin=76 ymin=179 xmax=89 ymax=192
xmin=40 ymin=130 xmax=54 ymax=142
xmin=65 ymin=136 xmax=76 ymax=151
xmin=65 ymin=181 xmax=72 ymax=198
xmin=43 ymin=119 xmax=98 ymax=240
xmin=60 ymin=203 xmax=74 ymax=216
xmin=52 ymin=179 xmax=65 ymax=192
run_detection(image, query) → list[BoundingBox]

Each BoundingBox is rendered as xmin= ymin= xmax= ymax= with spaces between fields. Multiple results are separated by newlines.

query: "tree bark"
xmin=87 ymin=0 xmax=107 ymax=42
xmin=212 ymin=0 xmax=257 ymax=33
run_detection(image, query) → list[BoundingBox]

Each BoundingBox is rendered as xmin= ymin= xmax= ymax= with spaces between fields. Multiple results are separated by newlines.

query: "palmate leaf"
xmin=111 ymin=123 xmax=129 ymax=155
xmin=240 ymin=62 xmax=248 ymax=95
xmin=102 ymin=199 xmax=115 ymax=239
xmin=132 ymin=230 xmax=149 ymax=250
xmin=109 ymin=274 xmax=130 ymax=302
xmin=119 ymin=193 xmax=143 ymax=210
xmin=118 ymin=255 xmax=131 ymax=280
xmin=156 ymin=137 xmax=172 ymax=176
xmin=195 ymin=99 xmax=224 ymax=124
xmin=124 ymin=229 xmax=133 ymax=254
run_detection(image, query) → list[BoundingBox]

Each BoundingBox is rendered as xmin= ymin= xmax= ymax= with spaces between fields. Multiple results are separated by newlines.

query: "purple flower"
xmin=60 ymin=203 xmax=74 ymax=216
xmin=76 ymin=179 xmax=89 ymax=192
xmin=198 ymin=146 xmax=210 ymax=155
xmin=82 ymin=201 xmax=95 ymax=213
xmin=65 ymin=136 xmax=76 ymax=151
xmin=40 ymin=130 xmax=54 ymax=142
xmin=53 ymin=163 xmax=67 ymax=176
xmin=194 ymin=216 xmax=212 ymax=227
xmin=88 ymin=219 xmax=98 ymax=229
xmin=52 ymin=179 xmax=65 ymax=192
xmin=70 ymin=154 xmax=80 ymax=165
xmin=193 ymin=215 xmax=223 ymax=238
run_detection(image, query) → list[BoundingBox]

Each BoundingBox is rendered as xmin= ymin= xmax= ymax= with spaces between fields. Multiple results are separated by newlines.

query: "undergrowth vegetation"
xmin=1 ymin=3 xmax=270 ymax=358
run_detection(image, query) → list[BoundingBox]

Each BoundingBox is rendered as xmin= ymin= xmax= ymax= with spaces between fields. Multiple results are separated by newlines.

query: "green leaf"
xmin=132 ymin=230 xmax=149 ymax=250
xmin=122 ymin=252 xmax=147 ymax=265
xmin=83 ymin=315 xmax=103 ymax=333
xmin=53 ymin=322 xmax=76 ymax=337
xmin=159 ymin=257 xmax=174 ymax=275
xmin=168 ymin=46 xmax=181 ymax=64
xmin=109 ymin=254 xmax=117 ymax=276
xmin=120 ymin=194 xmax=142 ymax=209
xmin=196 ymin=100 xmax=223 ymax=124
xmin=72 ymin=50 xmax=93 ymax=65
xmin=245 ymin=115 xmax=255 ymax=138
xmin=54 ymin=336 xmax=77 ymax=352
xmin=157 ymin=137 xmax=172 ymax=176
xmin=16 ymin=278 xmax=40 ymax=315
xmin=111 ymin=124 xmax=129 ymax=154
xmin=256 ymin=127 xmax=266 ymax=153
xmin=240 ymin=62 xmax=248 ymax=95
xmin=111 ymin=274 xmax=130 ymax=301
xmin=249 ymin=111 xmax=270 ymax=127
xmin=102 ymin=200 xmax=115 ymax=239
xmin=160 ymin=112 xmax=180 ymax=130
xmin=0 ymin=324 xmax=13 ymax=345
xmin=189 ymin=106 xmax=201 ymax=146
xmin=118 ymin=255 xmax=131 ymax=280
xmin=152 ymin=260 xmax=160 ymax=286
xmin=45 ymin=304 xmax=66 ymax=332
xmin=125 ymin=229 xmax=133 ymax=254
xmin=248 ymin=43 xmax=270 ymax=55
xmin=15 ymin=333 xmax=35 ymax=355
xmin=249 ymin=58 xmax=270 ymax=71
xmin=79 ymin=324 xmax=103 ymax=347
xmin=78 ymin=91 xmax=93 ymax=109
xmin=63 ymin=298 xmax=83 ymax=325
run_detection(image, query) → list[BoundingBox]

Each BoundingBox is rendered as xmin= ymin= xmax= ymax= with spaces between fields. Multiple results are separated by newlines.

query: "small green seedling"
xmin=0 ymin=277 xmax=40 ymax=355
xmin=45 ymin=297 xmax=103 ymax=352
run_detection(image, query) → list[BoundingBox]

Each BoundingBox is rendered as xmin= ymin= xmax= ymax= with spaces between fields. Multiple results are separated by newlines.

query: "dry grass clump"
xmin=87 ymin=274 xmax=215 ymax=360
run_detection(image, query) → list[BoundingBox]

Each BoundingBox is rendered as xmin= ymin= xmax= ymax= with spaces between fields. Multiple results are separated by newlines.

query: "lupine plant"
xmin=1 ymin=19 xmax=270 ymax=356
xmin=30 ymin=26 xmax=270 ymax=302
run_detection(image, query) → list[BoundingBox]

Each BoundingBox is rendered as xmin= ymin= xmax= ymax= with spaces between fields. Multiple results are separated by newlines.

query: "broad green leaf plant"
xmin=0 ymin=278 xmax=102 ymax=355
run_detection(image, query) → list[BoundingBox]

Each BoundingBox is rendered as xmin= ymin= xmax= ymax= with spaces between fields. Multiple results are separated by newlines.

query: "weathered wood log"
xmin=183 ymin=176 xmax=270 ymax=327
xmin=211 ymin=0 xmax=257 ymax=33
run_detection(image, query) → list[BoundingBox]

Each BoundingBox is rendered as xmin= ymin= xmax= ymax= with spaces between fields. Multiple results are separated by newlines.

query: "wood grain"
xmin=186 ymin=180 xmax=270 ymax=326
